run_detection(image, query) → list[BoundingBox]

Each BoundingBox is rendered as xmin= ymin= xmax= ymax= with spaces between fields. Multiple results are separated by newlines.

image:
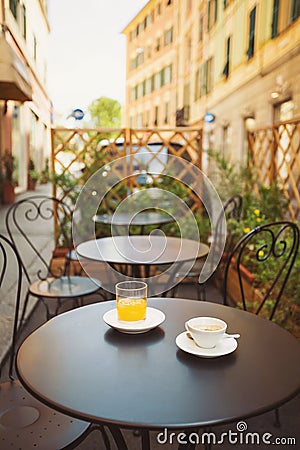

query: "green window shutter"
xmin=271 ymin=0 xmax=280 ymax=38
xmin=291 ymin=0 xmax=300 ymax=22
xmin=247 ymin=7 xmax=256 ymax=59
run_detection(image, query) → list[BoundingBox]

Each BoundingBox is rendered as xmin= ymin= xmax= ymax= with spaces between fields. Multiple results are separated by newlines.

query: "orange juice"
xmin=117 ymin=297 xmax=147 ymax=321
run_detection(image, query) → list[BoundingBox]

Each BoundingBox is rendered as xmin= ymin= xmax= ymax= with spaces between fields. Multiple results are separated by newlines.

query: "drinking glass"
xmin=116 ymin=281 xmax=148 ymax=321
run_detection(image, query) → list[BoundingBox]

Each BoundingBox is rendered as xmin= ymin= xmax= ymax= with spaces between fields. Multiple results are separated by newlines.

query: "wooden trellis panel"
xmin=51 ymin=127 xmax=203 ymax=213
xmin=248 ymin=118 xmax=300 ymax=221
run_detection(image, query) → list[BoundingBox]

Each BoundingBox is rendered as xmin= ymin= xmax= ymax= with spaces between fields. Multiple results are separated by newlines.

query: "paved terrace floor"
xmin=0 ymin=184 xmax=299 ymax=449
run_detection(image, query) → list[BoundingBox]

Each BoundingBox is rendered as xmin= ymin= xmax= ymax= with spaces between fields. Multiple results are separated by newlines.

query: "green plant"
xmin=1 ymin=150 xmax=16 ymax=182
xmin=28 ymin=159 xmax=40 ymax=182
xmin=40 ymin=157 xmax=50 ymax=183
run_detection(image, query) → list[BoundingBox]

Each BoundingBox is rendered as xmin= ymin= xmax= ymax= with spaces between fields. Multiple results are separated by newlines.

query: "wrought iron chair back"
xmin=0 ymin=234 xmax=22 ymax=378
xmin=0 ymin=233 xmax=111 ymax=449
xmin=223 ymin=221 xmax=299 ymax=321
xmin=208 ymin=194 xmax=243 ymax=274
xmin=5 ymin=195 xmax=73 ymax=283
xmin=5 ymin=195 xmax=102 ymax=323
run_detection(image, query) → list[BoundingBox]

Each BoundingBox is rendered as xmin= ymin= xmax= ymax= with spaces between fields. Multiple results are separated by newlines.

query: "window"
xmin=155 ymin=72 xmax=161 ymax=90
xmin=151 ymin=74 xmax=155 ymax=92
xmin=22 ymin=4 xmax=26 ymax=39
xmin=223 ymin=36 xmax=231 ymax=78
xmin=247 ymin=7 xmax=256 ymax=60
xmin=156 ymin=37 xmax=161 ymax=52
xmin=145 ymin=110 xmax=150 ymax=127
xmin=271 ymin=0 xmax=300 ymax=36
xmin=33 ymin=35 xmax=37 ymax=61
xmin=208 ymin=0 xmax=218 ymax=30
xmin=157 ymin=3 xmax=162 ymax=15
xmin=146 ymin=78 xmax=152 ymax=95
xmin=200 ymin=57 xmax=214 ymax=96
xmin=291 ymin=0 xmax=300 ymax=22
xmin=10 ymin=0 xmax=18 ymax=19
xmin=271 ymin=0 xmax=280 ymax=38
xmin=154 ymin=106 xmax=159 ymax=126
xmin=167 ymin=0 xmax=172 ymax=6
xmin=164 ymin=102 xmax=169 ymax=124
xmin=147 ymin=12 xmax=153 ymax=27
xmin=164 ymin=27 xmax=173 ymax=46
xmin=199 ymin=15 xmax=204 ymax=42
xmin=164 ymin=64 xmax=172 ymax=84
xmin=160 ymin=68 xmax=165 ymax=87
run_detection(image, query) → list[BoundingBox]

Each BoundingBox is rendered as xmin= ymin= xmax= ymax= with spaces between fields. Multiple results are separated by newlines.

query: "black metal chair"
xmin=5 ymin=195 xmax=103 ymax=324
xmin=0 ymin=233 xmax=112 ymax=449
xmin=171 ymin=194 xmax=243 ymax=299
xmin=223 ymin=221 xmax=299 ymax=427
xmin=223 ymin=220 xmax=299 ymax=318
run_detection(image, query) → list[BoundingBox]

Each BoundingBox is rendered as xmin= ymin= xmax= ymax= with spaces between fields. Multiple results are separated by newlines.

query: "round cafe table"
xmin=16 ymin=298 xmax=300 ymax=450
xmin=76 ymin=235 xmax=209 ymax=281
xmin=93 ymin=211 xmax=174 ymax=234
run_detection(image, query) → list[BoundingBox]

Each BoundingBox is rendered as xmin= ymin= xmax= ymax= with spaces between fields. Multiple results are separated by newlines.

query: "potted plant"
xmin=28 ymin=159 xmax=40 ymax=190
xmin=40 ymin=157 xmax=50 ymax=184
xmin=1 ymin=150 xmax=16 ymax=204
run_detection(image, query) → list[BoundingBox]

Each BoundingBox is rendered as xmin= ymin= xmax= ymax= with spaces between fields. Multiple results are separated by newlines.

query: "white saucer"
xmin=176 ymin=331 xmax=238 ymax=358
xmin=103 ymin=307 xmax=165 ymax=334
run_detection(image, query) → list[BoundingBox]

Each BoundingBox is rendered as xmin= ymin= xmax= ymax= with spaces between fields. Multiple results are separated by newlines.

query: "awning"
xmin=0 ymin=36 xmax=32 ymax=102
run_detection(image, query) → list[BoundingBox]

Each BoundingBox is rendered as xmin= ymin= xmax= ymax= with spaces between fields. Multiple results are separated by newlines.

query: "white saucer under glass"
xmin=103 ymin=307 xmax=165 ymax=334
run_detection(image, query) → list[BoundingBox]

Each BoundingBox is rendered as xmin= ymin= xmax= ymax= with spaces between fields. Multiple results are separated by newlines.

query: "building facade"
xmin=122 ymin=0 xmax=300 ymax=162
xmin=0 ymin=0 xmax=51 ymax=200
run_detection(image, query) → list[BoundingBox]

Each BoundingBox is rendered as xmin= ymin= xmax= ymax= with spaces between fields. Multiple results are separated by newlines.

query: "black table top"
xmin=76 ymin=235 xmax=209 ymax=266
xmin=93 ymin=212 xmax=173 ymax=227
xmin=16 ymin=298 xmax=300 ymax=431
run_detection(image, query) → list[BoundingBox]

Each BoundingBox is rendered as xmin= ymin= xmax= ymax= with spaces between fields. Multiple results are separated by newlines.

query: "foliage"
xmin=40 ymin=157 xmax=50 ymax=183
xmin=28 ymin=159 xmax=40 ymax=182
xmin=1 ymin=150 xmax=16 ymax=182
xmin=207 ymin=150 xmax=299 ymax=337
xmin=88 ymin=97 xmax=121 ymax=129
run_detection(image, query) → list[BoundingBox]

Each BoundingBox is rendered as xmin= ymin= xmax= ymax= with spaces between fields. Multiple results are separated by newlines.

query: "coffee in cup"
xmin=185 ymin=317 xmax=227 ymax=348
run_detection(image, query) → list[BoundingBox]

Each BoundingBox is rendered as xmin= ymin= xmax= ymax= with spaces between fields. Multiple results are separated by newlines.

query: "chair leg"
xmin=19 ymin=291 xmax=30 ymax=327
xmin=108 ymin=425 xmax=129 ymax=450
xmin=274 ymin=408 xmax=281 ymax=427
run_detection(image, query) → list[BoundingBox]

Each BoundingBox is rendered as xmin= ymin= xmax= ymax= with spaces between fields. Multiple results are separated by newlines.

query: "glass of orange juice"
xmin=116 ymin=281 xmax=147 ymax=321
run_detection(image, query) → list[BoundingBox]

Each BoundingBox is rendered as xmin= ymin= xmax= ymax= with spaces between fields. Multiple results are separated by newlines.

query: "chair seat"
xmin=29 ymin=276 xmax=101 ymax=298
xmin=0 ymin=380 xmax=90 ymax=450
xmin=175 ymin=259 xmax=205 ymax=278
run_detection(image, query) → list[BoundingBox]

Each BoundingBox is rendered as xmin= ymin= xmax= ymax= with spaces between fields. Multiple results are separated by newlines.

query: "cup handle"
xmin=185 ymin=322 xmax=191 ymax=333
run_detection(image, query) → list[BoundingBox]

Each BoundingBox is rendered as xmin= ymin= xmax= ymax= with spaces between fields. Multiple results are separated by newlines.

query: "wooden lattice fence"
xmin=248 ymin=118 xmax=300 ymax=221
xmin=51 ymin=127 xmax=203 ymax=213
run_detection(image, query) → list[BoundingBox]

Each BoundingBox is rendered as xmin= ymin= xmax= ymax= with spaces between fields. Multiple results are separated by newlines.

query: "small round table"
xmin=76 ymin=235 xmax=209 ymax=281
xmin=16 ymin=299 xmax=300 ymax=449
xmin=93 ymin=211 xmax=174 ymax=234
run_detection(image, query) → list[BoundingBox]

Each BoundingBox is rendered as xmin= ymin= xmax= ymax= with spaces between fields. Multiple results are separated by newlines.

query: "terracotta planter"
xmin=2 ymin=180 xmax=15 ymax=204
xmin=28 ymin=176 xmax=37 ymax=190
xmin=52 ymin=247 xmax=70 ymax=258
xmin=226 ymin=263 xmax=263 ymax=307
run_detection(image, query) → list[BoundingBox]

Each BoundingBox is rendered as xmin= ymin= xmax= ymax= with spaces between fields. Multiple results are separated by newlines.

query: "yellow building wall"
xmin=122 ymin=0 xmax=300 ymax=161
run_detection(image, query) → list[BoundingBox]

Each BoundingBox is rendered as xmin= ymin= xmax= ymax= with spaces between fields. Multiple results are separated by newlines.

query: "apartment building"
xmin=0 ymin=0 xmax=51 ymax=199
xmin=122 ymin=0 xmax=300 ymax=162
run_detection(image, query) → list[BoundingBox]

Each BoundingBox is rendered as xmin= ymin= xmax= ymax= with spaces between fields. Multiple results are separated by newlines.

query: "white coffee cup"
xmin=185 ymin=317 xmax=227 ymax=349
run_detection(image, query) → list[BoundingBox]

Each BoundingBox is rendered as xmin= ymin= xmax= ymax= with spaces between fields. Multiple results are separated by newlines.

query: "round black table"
xmin=93 ymin=211 xmax=174 ymax=234
xmin=76 ymin=235 xmax=209 ymax=281
xmin=16 ymin=299 xmax=300 ymax=449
